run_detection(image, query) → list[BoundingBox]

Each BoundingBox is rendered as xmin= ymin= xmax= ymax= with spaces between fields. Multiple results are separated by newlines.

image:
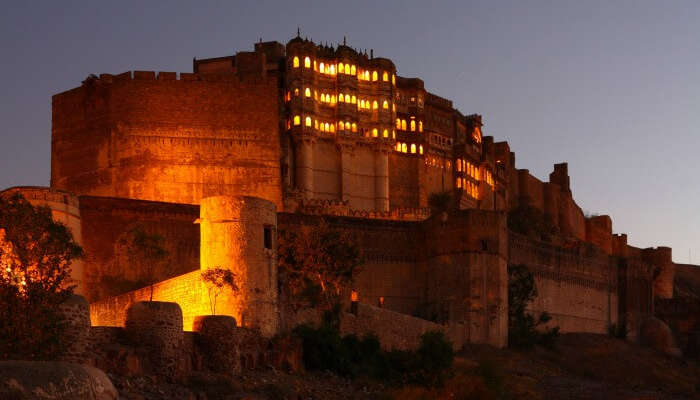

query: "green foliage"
xmin=278 ymin=219 xmax=362 ymax=311
xmin=119 ymin=226 xmax=168 ymax=301
xmin=294 ymin=314 xmax=454 ymax=387
xmin=508 ymin=204 xmax=559 ymax=242
xmin=201 ymin=267 xmax=238 ymax=315
xmin=428 ymin=191 xmax=453 ymax=215
xmin=508 ymin=264 xmax=560 ymax=348
xmin=0 ymin=193 xmax=83 ymax=360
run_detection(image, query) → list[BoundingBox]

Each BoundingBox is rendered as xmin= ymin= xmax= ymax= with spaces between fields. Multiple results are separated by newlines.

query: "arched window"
xmin=383 ymin=100 xmax=389 ymax=109
xmin=293 ymin=115 xmax=300 ymax=126
xmin=305 ymin=88 xmax=311 ymax=97
xmin=351 ymin=123 xmax=357 ymax=132
xmin=372 ymin=100 xmax=378 ymax=110
xmin=372 ymin=71 xmax=378 ymax=81
xmin=410 ymin=144 xmax=416 ymax=153
xmin=351 ymin=95 xmax=356 ymax=104
xmin=401 ymin=120 xmax=407 ymax=130
xmin=304 ymin=57 xmax=311 ymax=68
xmin=410 ymin=120 xmax=416 ymax=132
xmin=365 ymin=101 xmax=371 ymax=109
xmin=339 ymin=121 xmax=345 ymax=130
xmin=392 ymin=130 xmax=396 ymax=139
xmin=314 ymin=91 xmax=318 ymax=100
xmin=314 ymin=119 xmax=319 ymax=129
xmin=457 ymin=178 xmax=462 ymax=188
xmin=330 ymin=123 xmax=335 ymax=133
xmin=396 ymin=143 xmax=401 ymax=151
xmin=294 ymin=88 xmax=299 ymax=96
xmin=360 ymin=99 xmax=365 ymax=108
xmin=392 ymin=103 xmax=396 ymax=112
xmin=324 ymin=122 xmax=330 ymax=132
xmin=330 ymin=65 xmax=335 ymax=75
xmin=383 ymin=129 xmax=389 ymax=138
xmin=419 ymin=121 xmax=423 ymax=132
xmin=338 ymin=63 xmax=345 ymax=73
xmin=293 ymin=56 xmax=300 ymax=68
xmin=313 ymin=60 xmax=317 ymax=71
xmin=392 ymin=74 xmax=396 ymax=85
xmin=305 ymin=116 xmax=312 ymax=127
xmin=365 ymin=70 xmax=370 ymax=80
xmin=319 ymin=62 xmax=325 ymax=73
xmin=382 ymin=71 xmax=389 ymax=81
xmin=345 ymin=94 xmax=351 ymax=103
xmin=396 ymin=119 xmax=401 ymax=129
xmin=320 ymin=93 xmax=326 ymax=102
xmin=372 ymin=128 xmax=378 ymax=137
xmin=419 ymin=145 xmax=423 ymax=154
xmin=351 ymin=65 xmax=356 ymax=75
xmin=338 ymin=93 xmax=344 ymax=102
xmin=401 ymin=143 xmax=407 ymax=153
xmin=457 ymin=159 xmax=462 ymax=172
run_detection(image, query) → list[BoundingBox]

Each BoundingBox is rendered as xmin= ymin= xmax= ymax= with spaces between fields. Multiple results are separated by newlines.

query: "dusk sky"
xmin=1 ymin=1 xmax=698 ymax=263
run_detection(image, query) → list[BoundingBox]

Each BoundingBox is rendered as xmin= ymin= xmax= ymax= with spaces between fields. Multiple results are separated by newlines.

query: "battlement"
xmin=76 ymin=70 xmax=273 ymax=87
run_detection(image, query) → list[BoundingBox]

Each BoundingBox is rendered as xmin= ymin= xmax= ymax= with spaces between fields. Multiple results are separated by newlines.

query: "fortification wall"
xmin=509 ymin=233 xmax=618 ymax=334
xmin=51 ymin=72 xmax=282 ymax=209
xmin=78 ymin=195 xmax=200 ymax=302
xmin=389 ymin=153 xmax=423 ymax=209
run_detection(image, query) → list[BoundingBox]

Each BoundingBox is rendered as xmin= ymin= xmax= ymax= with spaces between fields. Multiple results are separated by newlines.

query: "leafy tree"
xmin=201 ymin=267 xmax=238 ymax=315
xmin=508 ymin=264 xmax=559 ymax=348
xmin=0 ymin=193 xmax=83 ymax=360
xmin=278 ymin=219 xmax=362 ymax=311
xmin=119 ymin=226 xmax=168 ymax=301
xmin=508 ymin=204 xmax=559 ymax=242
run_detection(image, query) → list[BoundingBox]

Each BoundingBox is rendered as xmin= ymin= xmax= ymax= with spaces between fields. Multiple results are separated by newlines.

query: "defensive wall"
xmin=51 ymin=71 xmax=283 ymax=209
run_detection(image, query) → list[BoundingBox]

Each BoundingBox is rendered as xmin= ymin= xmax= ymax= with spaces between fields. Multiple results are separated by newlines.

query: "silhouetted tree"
xmin=119 ymin=227 xmax=168 ymax=301
xmin=508 ymin=264 xmax=559 ymax=348
xmin=201 ymin=267 xmax=238 ymax=315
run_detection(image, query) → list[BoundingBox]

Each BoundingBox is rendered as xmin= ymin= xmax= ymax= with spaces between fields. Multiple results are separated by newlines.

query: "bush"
xmin=294 ymin=313 xmax=454 ymax=387
xmin=508 ymin=264 xmax=560 ymax=348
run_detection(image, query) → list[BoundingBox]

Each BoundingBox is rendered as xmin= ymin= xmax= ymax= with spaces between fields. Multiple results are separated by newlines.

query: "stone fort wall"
xmin=51 ymin=71 xmax=283 ymax=209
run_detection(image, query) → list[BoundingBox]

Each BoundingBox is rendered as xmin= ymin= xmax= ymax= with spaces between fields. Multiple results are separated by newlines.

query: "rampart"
xmin=51 ymin=71 xmax=283 ymax=209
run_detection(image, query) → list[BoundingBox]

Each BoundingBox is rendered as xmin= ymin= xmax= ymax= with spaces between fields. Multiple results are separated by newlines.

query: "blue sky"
xmin=1 ymin=0 xmax=698 ymax=262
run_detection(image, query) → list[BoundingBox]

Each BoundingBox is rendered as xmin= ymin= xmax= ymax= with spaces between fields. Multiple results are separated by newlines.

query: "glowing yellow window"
xmin=331 ymin=95 xmax=336 ymax=104
xmin=411 ymin=144 xmax=416 ymax=153
xmin=419 ymin=121 xmax=423 ymax=132
xmin=360 ymin=99 xmax=365 ymax=108
xmin=392 ymin=130 xmax=396 ymax=139
xmin=383 ymin=100 xmax=389 ymax=109
xmin=396 ymin=143 xmax=401 ymax=151
xmin=304 ymin=57 xmax=311 ymax=68
xmin=372 ymin=71 xmax=378 ymax=81
xmin=330 ymin=124 xmax=335 ymax=133
xmin=410 ymin=120 xmax=416 ymax=132
xmin=330 ymin=65 xmax=336 ymax=75
xmin=419 ymin=145 xmax=423 ymax=154
xmin=401 ymin=143 xmax=407 ymax=153
xmin=305 ymin=88 xmax=311 ymax=97
xmin=372 ymin=128 xmax=378 ymax=137
xmin=345 ymin=94 xmax=351 ymax=103
xmin=305 ymin=116 xmax=312 ymax=127
xmin=396 ymin=119 xmax=401 ymax=129
xmin=364 ymin=71 xmax=370 ymax=80
xmin=319 ymin=62 xmax=325 ymax=73
xmin=313 ymin=60 xmax=317 ymax=71
xmin=372 ymin=100 xmax=378 ymax=110
xmin=338 ymin=93 xmax=344 ymax=103
xmin=320 ymin=93 xmax=325 ymax=102
xmin=457 ymin=160 xmax=462 ymax=171
xmin=325 ymin=122 xmax=330 ymax=132
xmin=401 ymin=120 xmax=407 ymax=130
xmin=383 ymin=71 xmax=388 ymax=81
xmin=351 ymin=123 xmax=357 ymax=132
xmin=339 ymin=63 xmax=345 ymax=73
xmin=339 ymin=121 xmax=345 ymax=130
xmin=314 ymin=91 xmax=318 ymax=100
xmin=383 ymin=129 xmax=388 ymax=138
xmin=293 ymin=56 xmax=300 ymax=68
xmin=351 ymin=65 xmax=356 ymax=75
xmin=457 ymin=178 xmax=462 ymax=188
xmin=293 ymin=115 xmax=301 ymax=125
xmin=351 ymin=95 xmax=356 ymax=104
xmin=392 ymin=74 xmax=395 ymax=85
xmin=392 ymin=104 xmax=396 ymax=112
xmin=294 ymin=88 xmax=299 ymax=96
xmin=314 ymin=120 xmax=319 ymax=129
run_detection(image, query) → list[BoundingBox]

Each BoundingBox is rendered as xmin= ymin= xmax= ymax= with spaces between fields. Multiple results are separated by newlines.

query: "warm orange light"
xmin=304 ymin=57 xmax=311 ymax=68
xmin=293 ymin=56 xmax=300 ymax=68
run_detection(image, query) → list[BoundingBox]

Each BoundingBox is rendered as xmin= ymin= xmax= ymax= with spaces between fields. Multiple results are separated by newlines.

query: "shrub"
xmin=508 ymin=264 xmax=560 ymax=348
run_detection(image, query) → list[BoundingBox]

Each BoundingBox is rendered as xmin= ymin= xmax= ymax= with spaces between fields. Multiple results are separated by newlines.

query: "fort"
xmin=2 ymin=34 xmax=695 ymax=352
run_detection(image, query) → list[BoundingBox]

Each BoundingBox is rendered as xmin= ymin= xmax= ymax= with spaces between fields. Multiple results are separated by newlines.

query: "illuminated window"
xmin=330 ymin=123 xmax=335 ymax=133
xmin=305 ymin=87 xmax=311 ymax=97
xmin=314 ymin=91 xmax=318 ymax=100
xmin=365 ymin=101 xmax=371 ymax=109
xmin=320 ymin=62 xmax=325 ymax=73
xmin=345 ymin=94 xmax=351 ymax=103
xmin=383 ymin=100 xmax=389 ymax=109
xmin=304 ymin=57 xmax=311 ymax=68
xmin=419 ymin=145 xmax=423 ymax=154
xmin=294 ymin=88 xmax=299 ymax=96
xmin=324 ymin=122 xmax=330 ymax=132
xmin=457 ymin=159 xmax=462 ymax=171
xmin=396 ymin=118 xmax=401 ymax=129
xmin=314 ymin=120 xmax=319 ymax=129
xmin=392 ymin=130 xmax=396 ymax=139
xmin=383 ymin=129 xmax=388 ymax=138
xmin=401 ymin=120 xmax=407 ymax=130
xmin=351 ymin=65 xmax=356 ymax=75
xmin=330 ymin=65 xmax=335 ymax=75
xmin=339 ymin=121 xmax=345 ymax=130
xmin=396 ymin=143 xmax=401 ymax=151
xmin=314 ymin=60 xmax=317 ymax=71
xmin=410 ymin=120 xmax=416 ymax=132
xmin=351 ymin=95 xmax=356 ymax=104
xmin=372 ymin=71 xmax=378 ymax=81
xmin=321 ymin=93 xmax=326 ymax=102
xmin=360 ymin=99 xmax=365 ymax=108
xmin=293 ymin=115 xmax=300 ymax=125
xmin=392 ymin=74 xmax=395 ymax=85
xmin=400 ymin=143 xmax=407 ymax=153
xmin=364 ymin=70 xmax=370 ymax=80
xmin=410 ymin=144 xmax=416 ymax=154
xmin=338 ymin=93 xmax=344 ymax=102
xmin=457 ymin=178 xmax=462 ymax=188
xmin=351 ymin=123 xmax=357 ymax=132
xmin=382 ymin=71 xmax=388 ymax=81
xmin=372 ymin=128 xmax=378 ymax=137
xmin=305 ymin=116 xmax=312 ymax=127
xmin=392 ymin=103 xmax=396 ymax=112
xmin=339 ymin=63 xmax=345 ymax=73
xmin=419 ymin=121 xmax=423 ymax=132
xmin=372 ymin=100 xmax=378 ymax=109
xmin=293 ymin=56 xmax=300 ymax=68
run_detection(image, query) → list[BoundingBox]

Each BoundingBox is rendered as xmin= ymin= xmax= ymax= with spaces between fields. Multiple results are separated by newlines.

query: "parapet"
xmin=549 ymin=162 xmax=570 ymax=192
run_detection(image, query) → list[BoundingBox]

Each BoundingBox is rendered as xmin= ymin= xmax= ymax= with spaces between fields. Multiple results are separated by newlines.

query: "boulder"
xmin=0 ymin=361 xmax=117 ymax=400
xmin=639 ymin=317 xmax=682 ymax=357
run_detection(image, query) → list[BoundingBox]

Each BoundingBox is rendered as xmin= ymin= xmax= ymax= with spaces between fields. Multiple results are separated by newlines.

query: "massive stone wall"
xmin=51 ymin=71 xmax=282 ymax=209
xmin=78 ymin=196 xmax=200 ymax=302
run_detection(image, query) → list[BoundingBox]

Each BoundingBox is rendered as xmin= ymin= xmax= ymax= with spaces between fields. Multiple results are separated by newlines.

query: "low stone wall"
xmin=340 ymin=303 xmax=463 ymax=351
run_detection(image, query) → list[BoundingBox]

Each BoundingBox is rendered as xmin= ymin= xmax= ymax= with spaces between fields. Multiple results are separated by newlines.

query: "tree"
xmin=508 ymin=264 xmax=559 ymax=348
xmin=428 ymin=191 xmax=453 ymax=216
xmin=507 ymin=205 xmax=559 ymax=242
xmin=0 ymin=193 xmax=83 ymax=360
xmin=201 ymin=267 xmax=238 ymax=315
xmin=119 ymin=226 xmax=168 ymax=301
xmin=278 ymin=219 xmax=362 ymax=311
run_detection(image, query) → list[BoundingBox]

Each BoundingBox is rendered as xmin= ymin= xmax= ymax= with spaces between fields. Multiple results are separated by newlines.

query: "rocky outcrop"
xmin=0 ymin=361 xmax=117 ymax=400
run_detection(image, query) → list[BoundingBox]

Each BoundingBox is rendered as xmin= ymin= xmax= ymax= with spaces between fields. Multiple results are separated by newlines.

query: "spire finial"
xmin=297 ymin=27 xmax=301 ymax=37
xmin=343 ymin=36 xmax=347 ymax=46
